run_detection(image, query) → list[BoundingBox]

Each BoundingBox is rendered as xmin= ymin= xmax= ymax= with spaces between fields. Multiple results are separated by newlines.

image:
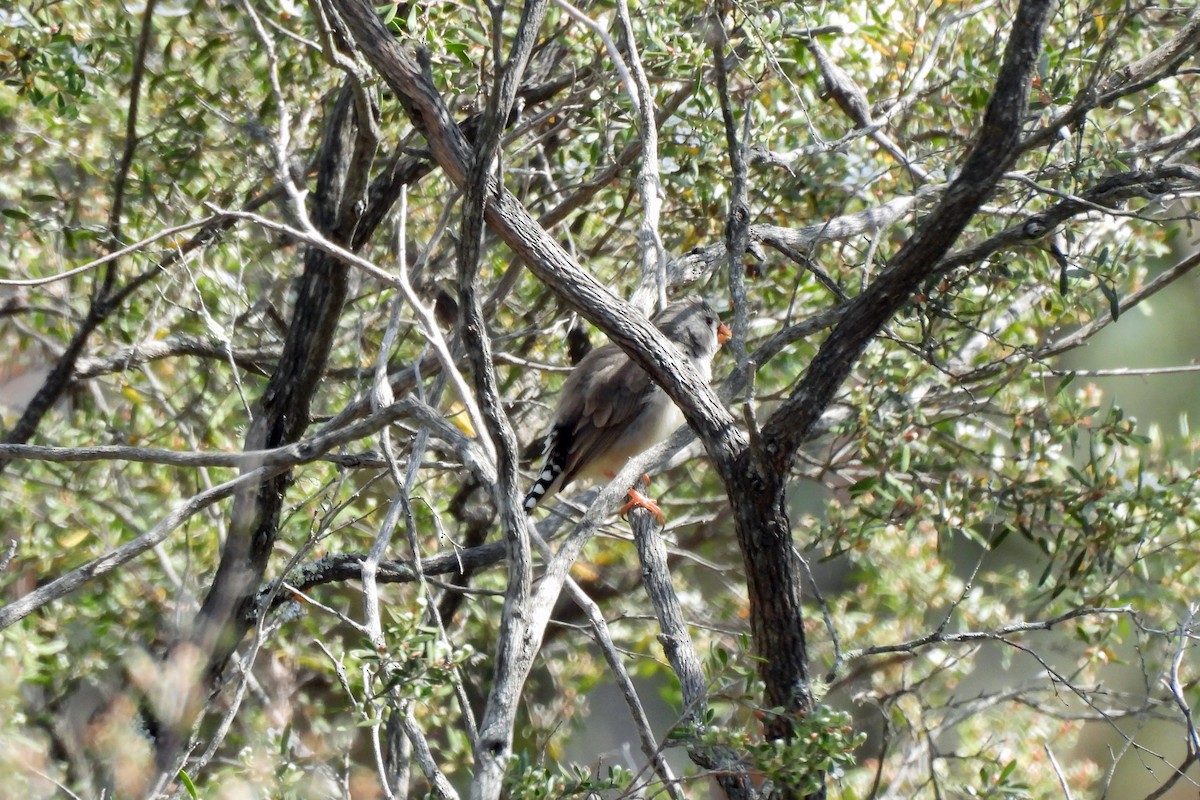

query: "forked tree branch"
xmin=760 ymin=0 xmax=1056 ymax=468
xmin=327 ymin=0 xmax=745 ymax=473
xmin=147 ymin=80 xmax=375 ymax=786
xmin=331 ymin=3 xmax=1055 ymax=799
xmin=454 ymin=1 xmax=549 ymax=795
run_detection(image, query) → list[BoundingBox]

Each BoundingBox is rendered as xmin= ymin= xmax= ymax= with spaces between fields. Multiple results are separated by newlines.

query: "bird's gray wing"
xmin=555 ymin=343 xmax=655 ymax=486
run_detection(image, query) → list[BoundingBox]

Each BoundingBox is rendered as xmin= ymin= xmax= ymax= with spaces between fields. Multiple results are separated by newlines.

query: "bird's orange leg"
xmin=618 ymin=474 xmax=663 ymax=525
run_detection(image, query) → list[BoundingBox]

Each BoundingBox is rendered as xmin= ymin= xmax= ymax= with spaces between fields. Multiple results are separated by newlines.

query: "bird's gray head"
xmin=653 ymin=298 xmax=730 ymax=361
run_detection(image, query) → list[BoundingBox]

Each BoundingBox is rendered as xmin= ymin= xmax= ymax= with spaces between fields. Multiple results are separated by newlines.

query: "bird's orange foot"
xmin=619 ymin=487 xmax=664 ymax=526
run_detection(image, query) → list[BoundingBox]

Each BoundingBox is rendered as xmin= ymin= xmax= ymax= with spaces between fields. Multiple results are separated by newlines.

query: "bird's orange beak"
xmin=717 ymin=322 xmax=732 ymax=345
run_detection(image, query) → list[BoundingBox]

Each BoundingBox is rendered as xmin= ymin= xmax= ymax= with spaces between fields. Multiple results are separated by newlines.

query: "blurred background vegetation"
xmin=1 ymin=0 xmax=1198 ymax=797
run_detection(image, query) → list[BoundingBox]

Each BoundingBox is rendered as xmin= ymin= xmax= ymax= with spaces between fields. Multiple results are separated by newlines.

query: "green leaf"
xmin=1066 ymin=464 xmax=1091 ymax=486
xmin=177 ymin=770 xmax=198 ymax=799
xmin=1056 ymin=371 xmax=1077 ymax=395
xmin=445 ymin=40 xmax=472 ymax=66
xmin=376 ymin=3 xmax=397 ymax=25
xmin=1098 ymin=279 xmax=1121 ymax=320
xmin=849 ymin=476 xmax=878 ymax=496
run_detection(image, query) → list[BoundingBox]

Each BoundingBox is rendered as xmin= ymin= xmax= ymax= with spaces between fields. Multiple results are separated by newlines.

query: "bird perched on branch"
xmin=523 ymin=297 xmax=731 ymax=523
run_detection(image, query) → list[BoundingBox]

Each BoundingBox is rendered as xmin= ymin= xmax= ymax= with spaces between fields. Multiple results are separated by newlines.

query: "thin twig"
xmin=0 ymin=465 xmax=280 ymax=629
xmin=531 ymin=531 xmax=685 ymax=800
xmin=612 ymin=0 xmax=666 ymax=311
xmin=0 ymin=216 xmax=227 ymax=288
xmin=851 ymin=606 xmax=1136 ymax=659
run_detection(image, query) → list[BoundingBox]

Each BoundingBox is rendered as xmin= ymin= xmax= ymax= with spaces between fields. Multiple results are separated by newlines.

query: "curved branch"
xmin=1037 ymin=247 xmax=1200 ymax=361
xmin=329 ymin=0 xmax=746 ymax=478
xmin=761 ymin=0 xmax=1056 ymax=468
xmin=1020 ymin=7 xmax=1200 ymax=156
xmin=663 ymin=189 xmax=937 ymax=288
xmin=0 ymin=465 xmax=281 ymax=630
xmin=72 ymin=336 xmax=278 ymax=379
xmin=150 ymin=81 xmax=371 ymax=780
xmin=0 ymin=396 xmax=473 ymax=471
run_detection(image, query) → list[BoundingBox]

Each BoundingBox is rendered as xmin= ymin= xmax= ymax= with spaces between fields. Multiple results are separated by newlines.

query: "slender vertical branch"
xmin=628 ymin=511 xmax=754 ymax=799
xmin=613 ymin=0 xmax=665 ymax=311
xmin=458 ymin=5 xmax=549 ymax=798
xmin=149 ymin=78 xmax=373 ymax=783
xmin=706 ymin=12 xmax=753 ymax=386
xmin=761 ymin=0 xmax=1056 ymax=467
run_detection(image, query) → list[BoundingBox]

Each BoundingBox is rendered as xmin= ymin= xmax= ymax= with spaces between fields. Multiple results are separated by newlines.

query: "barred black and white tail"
xmin=523 ymin=425 xmax=571 ymax=513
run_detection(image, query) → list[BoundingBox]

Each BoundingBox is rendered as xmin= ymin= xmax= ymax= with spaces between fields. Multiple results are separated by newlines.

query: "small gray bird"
xmin=523 ymin=298 xmax=731 ymax=521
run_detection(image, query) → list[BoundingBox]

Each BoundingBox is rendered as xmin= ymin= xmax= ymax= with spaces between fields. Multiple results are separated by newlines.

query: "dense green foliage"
xmin=2 ymin=0 xmax=1199 ymax=797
